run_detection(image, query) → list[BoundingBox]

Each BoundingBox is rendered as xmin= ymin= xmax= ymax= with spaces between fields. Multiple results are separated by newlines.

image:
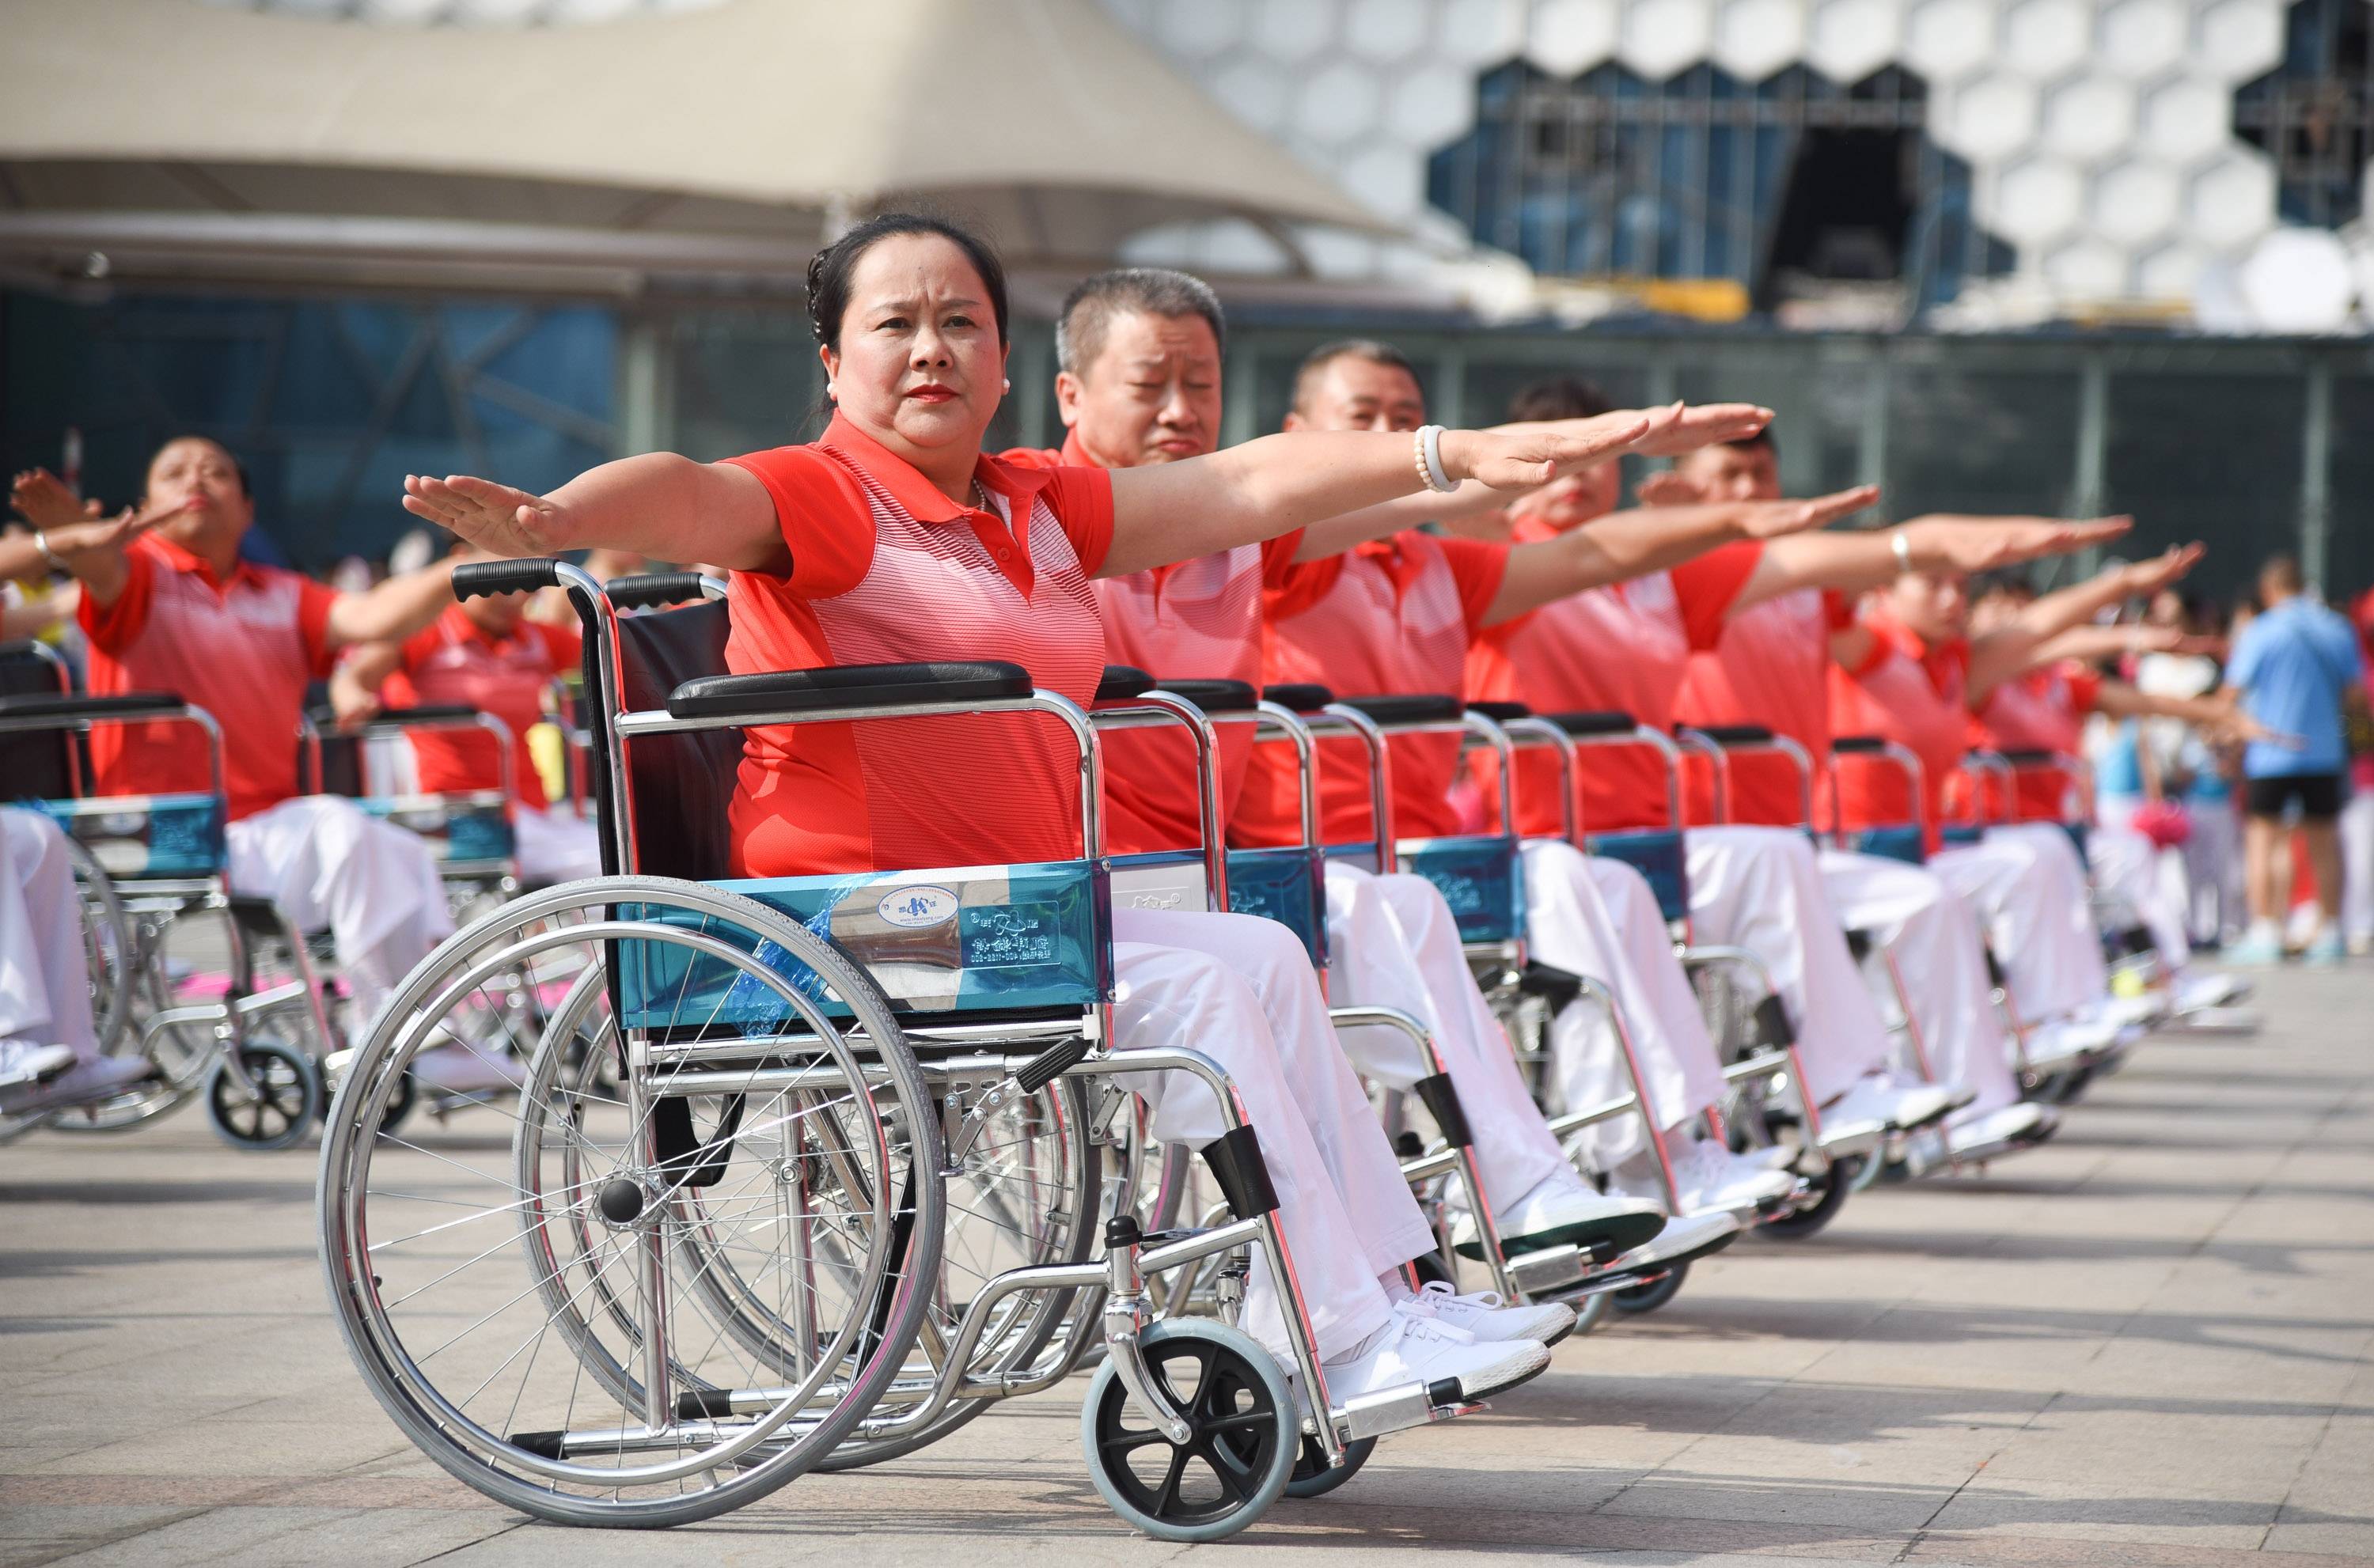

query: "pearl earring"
xmin=1001 ymin=378 xmax=1011 ymax=392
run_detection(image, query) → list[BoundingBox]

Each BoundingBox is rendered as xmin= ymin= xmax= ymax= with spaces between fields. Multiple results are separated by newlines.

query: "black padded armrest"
xmin=667 ymin=661 xmax=1033 ymax=720
xmin=609 ymin=573 xmax=714 ymax=612
xmin=1549 ymin=710 xmax=1640 ymax=737
xmin=455 ymin=559 xmax=560 ymax=600
xmin=1340 ymin=694 xmax=1465 ymax=725
xmin=307 ymin=703 xmax=484 ymax=729
xmin=1467 ymin=699 xmax=1531 ymax=722
xmin=1262 ymin=684 xmax=1335 ymax=713
xmin=1831 ymin=735 xmax=1890 ymax=755
xmin=1152 ymin=678 xmax=1257 ymax=714
xmin=1691 ymin=724 xmax=1776 ymax=745
xmin=1095 ymin=665 xmax=1155 ymax=703
xmin=1996 ymin=748 xmax=2060 ymax=766
xmin=0 ymin=691 xmax=188 ymax=722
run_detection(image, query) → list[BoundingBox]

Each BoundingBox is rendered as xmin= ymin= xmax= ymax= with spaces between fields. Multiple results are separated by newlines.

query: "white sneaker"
xmin=1396 ymin=1281 xmax=1575 ymax=1345
xmin=0 ymin=1043 xmax=75 ymax=1090
xmin=1672 ymin=1137 xmax=1798 ymax=1214
xmin=1607 ymin=1207 xmax=1739 ymax=1271
xmin=1946 ymin=1102 xmax=2057 ymax=1159
xmin=0 ymin=1055 xmax=154 ymax=1115
xmin=1822 ymin=1074 xmax=1952 ymax=1139
xmin=1453 ymin=1176 xmax=1667 ymax=1260
xmin=2175 ymin=971 xmax=2249 ymax=1012
xmin=1323 ymin=1310 xmax=1549 ymax=1404
xmin=409 ymin=1042 xmax=524 ymax=1095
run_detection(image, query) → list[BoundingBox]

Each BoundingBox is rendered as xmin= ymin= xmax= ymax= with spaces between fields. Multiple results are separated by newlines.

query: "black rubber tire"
xmin=1610 ymin=1260 xmax=1689 ymax=1314
xmin=204 ymin=1040 xmax=320 ymax=1153
xmin=1284 ymin=1434 xmax=1378 ymax=1499
xmin=1081 ymin=1320 xmax=1295 ymax=1542
xmin=1758 ymin=1156 xmax=1859 ymax=1240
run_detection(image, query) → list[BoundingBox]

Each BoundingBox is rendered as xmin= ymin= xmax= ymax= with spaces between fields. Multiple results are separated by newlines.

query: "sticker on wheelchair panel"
xmin=1398 ymin=837 xmax=1525 ymax=945
xmin=25 ymin=793 xmax=226 ymax=878
xmin=616 ymin=860 xmax=1113 ymax=1029
xmin=875 ymin=884 xmax=958 ymax=928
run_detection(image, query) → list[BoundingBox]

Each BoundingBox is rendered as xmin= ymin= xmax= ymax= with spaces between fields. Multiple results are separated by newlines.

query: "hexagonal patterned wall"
xmin=1098 ymin=0 xmax=2310 ymax=321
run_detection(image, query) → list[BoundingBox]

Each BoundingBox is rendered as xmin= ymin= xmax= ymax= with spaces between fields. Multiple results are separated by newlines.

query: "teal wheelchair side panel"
xmin=1587 ymin=828 xmax=1690 ymax=924
xmin=1397 ymin=836 xmax=1524 ymax=945
xmin=618 ymin=859 xmax=1113 ymax=1026
xmin=1846 ymin=825 xmax=1928 ymax=865
xmin=21 ymin=793 xmax=226 ymax=879
xmin=1226 ymin=846 xmax=1328 ymax=967
xmin=1939 ymin=824 xmax=1985 ymax=846
xmin=358 ymin=792 xmax=516 ymax=865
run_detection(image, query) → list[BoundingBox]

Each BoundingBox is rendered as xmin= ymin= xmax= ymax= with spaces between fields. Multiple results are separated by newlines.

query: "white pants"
xmin=514 ymin=805 xmax=605 ymax=885
xmin=225 ymin=797 xmax=454 ymax=1046
xmin=2082 ymin=822 xmax=2191 ymax=971
xmin=1109 ymin=907 xmax=1432 ymax=1363
xmin=1932 ymin=828 xmax=2107 ymax=1025
xmin=1321 ymin=860 xmax=1577 ymax=1216
xmin=1520 ymin=839 xmax=1725 ymax=1172
xmin=1818 ymin=850 xmax=2022 ymax=1120
xmin=0 ymin=808 xmax=98 ymax=1059
xmin=1682 ymin=825 xmax=1895 ymax=1108
xmin=2342 ymin=788 xmax=2374 ymax=943
xmin=2183 ymin=800 xmax=2243 ymax=945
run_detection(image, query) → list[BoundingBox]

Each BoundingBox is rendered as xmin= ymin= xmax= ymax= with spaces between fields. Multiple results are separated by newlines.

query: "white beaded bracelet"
xmin=1415 ymin=424 xmax=1458 ymax=494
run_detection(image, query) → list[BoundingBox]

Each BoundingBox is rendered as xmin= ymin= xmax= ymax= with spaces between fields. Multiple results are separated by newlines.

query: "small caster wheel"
xmin=1282 ymin=1433 xmax=1377 ymax=1499
xmin=1568 ymin=1287 xmax=1614 ymax=1336
xmin=1610 ymin=1259 xmax=1688 ymax=1314
xmin=1760 ymin=1155 xmax=1858 ymax=1239
xmin=204 ymin=1040 xmax=320 ymax=1153
xmin=1081 ymin=1319 xmax=1295 ymax=1541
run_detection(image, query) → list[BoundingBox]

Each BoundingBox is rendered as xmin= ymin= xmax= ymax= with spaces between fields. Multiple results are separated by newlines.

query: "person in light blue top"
xmin=2220 ymin=555 xmax=2366 ymax=964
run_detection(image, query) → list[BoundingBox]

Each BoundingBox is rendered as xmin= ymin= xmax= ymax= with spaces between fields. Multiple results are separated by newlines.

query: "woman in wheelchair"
xmin=398 ymin=214 xmax=1689 ymax=1409
xmin=12 ymin=438 xmax=461 ymax=1062
xmin=330 ymin=531 xmax=604 ymax=888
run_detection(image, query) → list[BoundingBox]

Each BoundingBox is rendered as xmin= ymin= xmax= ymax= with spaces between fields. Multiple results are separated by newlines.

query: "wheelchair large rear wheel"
xmin=320 ymin=878 xmax=943 ymax=1528
xmin=816 ymin=1070 xmax=1098 ymax=1471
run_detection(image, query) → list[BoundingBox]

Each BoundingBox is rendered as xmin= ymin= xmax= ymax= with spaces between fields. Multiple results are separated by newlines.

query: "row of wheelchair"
xmin=2 ymin=562 xmax=2119 ymax=1540
xmin=0 ymin=620 xmax=598 ymax=1149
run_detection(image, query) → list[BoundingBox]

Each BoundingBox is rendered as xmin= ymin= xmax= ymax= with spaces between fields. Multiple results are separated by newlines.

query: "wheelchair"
xmin=301 ymin=702 xmax=523 ymax=915
xmin=319 ymin=559 xmax=1507 ymax=1540
xmin=1260 ymin=691 xmax=1754 ymax=1313
xmin=0 ymin=663 xmax=339 ymax=1151
xmin=1487 ymin=708 xmax=1883 ymax=1248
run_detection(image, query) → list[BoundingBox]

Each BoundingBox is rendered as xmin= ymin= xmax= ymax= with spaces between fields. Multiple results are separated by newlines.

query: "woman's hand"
xmin=328 ymin=664 xmax=384 ymax=727
xmin=1439 ymin=415 xmax=1654 ymax=491
xmin=1629 ymin=402 xmax=1773 ymax=458
xmin=402 ymin=475 xmax=575 ymax=558
xmin=25 ymin=498 xmax=187 ymax=577
xmin=1909 ymin=515 xmax=2133 ymax=574
xmin=11 ymin=468 xmax=103 ymax=533
xmin=1739 ymin=485 xmax=1880 ymax=539
xmin=2116 ymin=541 xmax=2205 ymax=599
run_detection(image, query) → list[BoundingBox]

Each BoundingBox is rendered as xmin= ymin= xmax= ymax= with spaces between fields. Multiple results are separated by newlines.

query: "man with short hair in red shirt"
xmin=13 ymin=440 xmax=472 ymax=1081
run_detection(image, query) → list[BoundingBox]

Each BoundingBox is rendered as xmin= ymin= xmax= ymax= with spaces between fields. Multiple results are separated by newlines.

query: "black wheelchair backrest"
xmin=0 ymin=641 xmax=82 ymax=797
xmin=614 ymin=600 xmax=739 ymax=880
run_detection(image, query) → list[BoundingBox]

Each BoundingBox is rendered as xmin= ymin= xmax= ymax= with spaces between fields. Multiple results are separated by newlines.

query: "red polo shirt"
xmin=722 ymin=415 xmax=1114 ymax=876
xmin=384 ymin=603 xmax=581 ymax=802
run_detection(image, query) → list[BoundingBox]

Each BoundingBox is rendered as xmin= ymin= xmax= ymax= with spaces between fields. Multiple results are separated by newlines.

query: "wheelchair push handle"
xmin=606 ymin=572 xmax=723 ymax=612
xmin=454 ymin=559 xmax=561 ymax=600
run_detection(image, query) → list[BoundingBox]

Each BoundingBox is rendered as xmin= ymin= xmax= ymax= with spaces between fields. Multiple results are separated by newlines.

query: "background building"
xmin=2 ymin=0 xmax=2368 ymax=600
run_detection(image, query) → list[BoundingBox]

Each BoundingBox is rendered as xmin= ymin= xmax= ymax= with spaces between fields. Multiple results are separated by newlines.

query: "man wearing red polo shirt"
xmin=15 ymin=439 xmax=468 ymax=1075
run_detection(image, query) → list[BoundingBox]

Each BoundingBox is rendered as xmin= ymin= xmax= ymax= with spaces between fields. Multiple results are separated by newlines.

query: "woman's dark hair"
xmin=805 ymin=213 xmax=1010 ymax=352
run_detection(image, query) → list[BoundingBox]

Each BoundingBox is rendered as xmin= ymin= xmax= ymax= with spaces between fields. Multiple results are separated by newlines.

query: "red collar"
xmin=142 ymin=531 xmax=264 ymax=593
xmin=819 ymin=412 xmax=1053 ymax=525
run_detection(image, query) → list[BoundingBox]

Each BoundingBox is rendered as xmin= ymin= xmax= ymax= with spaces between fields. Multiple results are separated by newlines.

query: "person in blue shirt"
xmin=2220 ymin=555 xmax=2367 ymax=964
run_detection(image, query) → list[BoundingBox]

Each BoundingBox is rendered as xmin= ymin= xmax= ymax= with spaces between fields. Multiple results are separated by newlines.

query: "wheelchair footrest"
xmin=1332 ymin=1378 xmax=1488 ymax=1442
